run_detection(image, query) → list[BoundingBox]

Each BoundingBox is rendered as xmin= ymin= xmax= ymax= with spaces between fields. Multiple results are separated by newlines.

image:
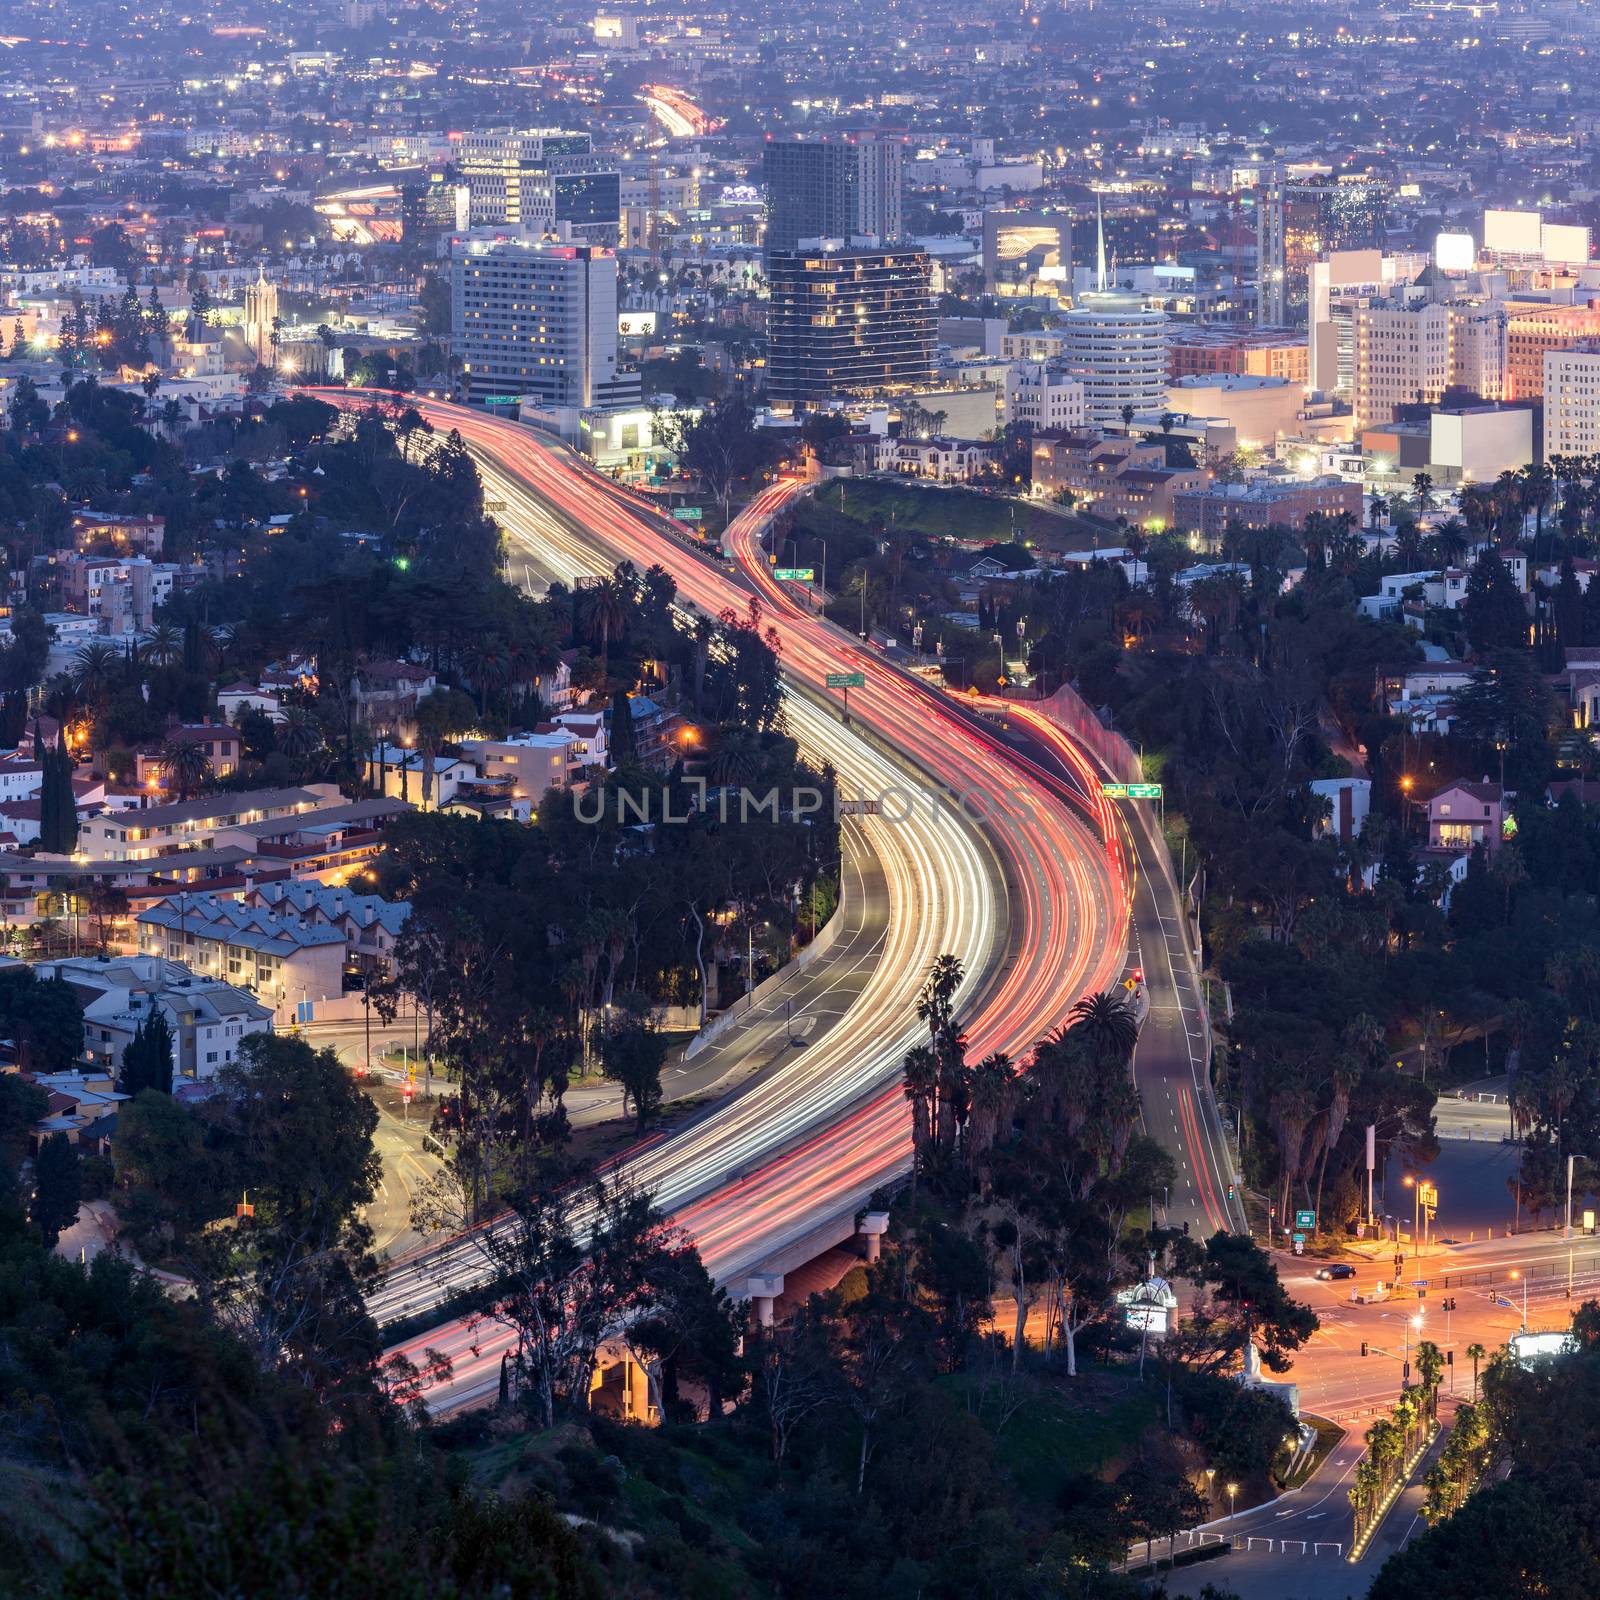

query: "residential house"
xmin=1427 ymin=780 xmax=1505 ymax=856
xmin=134 ymin=722 xmax=243 ymax=793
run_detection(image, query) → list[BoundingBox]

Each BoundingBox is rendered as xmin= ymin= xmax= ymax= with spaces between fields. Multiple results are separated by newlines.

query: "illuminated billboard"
xmin=1484 ymin=208 xmax=1542 ymax=255
xmin=1435 ymin=232 xmax=1475 ymax=273
xmin=1543 ymin=224 xmax=1591 ymax=264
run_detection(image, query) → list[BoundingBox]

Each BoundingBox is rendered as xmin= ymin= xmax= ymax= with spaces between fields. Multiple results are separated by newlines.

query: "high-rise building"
xmin=1352 ymin=302 xmax=1506 ymax=430
xmin=450 ymin=240 xmax=641 ymax=411
xmin=1061 ymin=293 xmax=1168 ymax=425
xmin=766 ymin=244 xmax=933 ymax=403
xmin=1257 ymin=175 xmax=1388 ymax=326
xmin=1543 ymin=346 xmax=1600 ymax=460
xmin=401 ymin=174 xmax=470 ymax=252
xmin=458 ymin=130 xmax=620 ymax=243
xmin=1504 ymin=301 xmax=1600 ymax=401
xmin=762 ymin=137 xmax=905 ymax=257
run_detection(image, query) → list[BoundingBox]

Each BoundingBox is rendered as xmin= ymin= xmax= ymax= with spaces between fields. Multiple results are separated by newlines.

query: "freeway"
xmin=722 ymin=496 xmax=1245 ymax=1241
xmin=313 ymin=392 xmax=1134 ymax=1406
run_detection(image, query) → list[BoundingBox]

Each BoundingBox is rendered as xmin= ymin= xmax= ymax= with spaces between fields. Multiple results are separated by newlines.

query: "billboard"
xmin=618 ymin=312 xmax=658 ymax=336
xmin=1435 ymin=232 xmax=1475 ymax=273
xmin=1543 ymin=223 xmax=1591 ymax=264
xmin=1483 ymin=208 xmax=1542 ymax=255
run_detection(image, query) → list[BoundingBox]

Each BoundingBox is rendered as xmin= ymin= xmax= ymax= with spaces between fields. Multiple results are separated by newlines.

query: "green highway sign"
xmin=671 ymin=506 xmax=703 ymax=521
xmin=1127 ymin=783 xmax=1163 ymax=799
xmin=1101 ymin=783 xmax=1128 ymax=799
xmin=1295 ymin=1209 xmax=1316 ymax=1230
xmin=482 ymin=395 xmax=518 ymax=406
xmin=774 ymin=567 xmax=815 ymax=581
xmin=826 ymin=672 xmax=866 ymax=689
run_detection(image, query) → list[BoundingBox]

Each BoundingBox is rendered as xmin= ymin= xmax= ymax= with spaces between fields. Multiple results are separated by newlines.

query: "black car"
xmin=1315 ymin=1262 xmax=1357 ymax=1281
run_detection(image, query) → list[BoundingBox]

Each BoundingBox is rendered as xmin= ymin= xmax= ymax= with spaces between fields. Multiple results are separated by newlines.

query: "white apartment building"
xmin=37 ymin=954 xmax=273 ymax=1082
xmin=1353 ymin=302 xmax=1507 ymax=430
xmin=1544 ymin=347 xmax=1600 ymax=460
xmin=451 ymin=239 xmax=641 ymax=410
xmin=1003 ymin=364 xmax=1087 ymax=431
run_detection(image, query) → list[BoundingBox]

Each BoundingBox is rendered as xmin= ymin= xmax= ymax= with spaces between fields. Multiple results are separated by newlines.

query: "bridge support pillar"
xmin=859 ymin=1210 xmax=891 ymax=1263
xmin=747 ymin=1272 xmax=785 ymax=1327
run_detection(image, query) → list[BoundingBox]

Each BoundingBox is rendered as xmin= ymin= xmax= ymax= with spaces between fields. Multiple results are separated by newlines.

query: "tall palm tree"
xmin=72 ymin=641 xmax=119 ymax=705
xmin=1066 ymin=990 xmax=1140 ymax=1064
xmin=145 ymin=621 xmax=182 ymax=668
xmin=277 ymin=706 xmax=323 ymax=761
xmin=901 ymin=1044 xmax=939 ymax=1199
xmin=158 ymin=739 xmax=213 ymax=802
xmin=580 ymin=577 xmax=628 ymax=678
xmin=1466 ymin=1342 xmax=1486 ymax=1400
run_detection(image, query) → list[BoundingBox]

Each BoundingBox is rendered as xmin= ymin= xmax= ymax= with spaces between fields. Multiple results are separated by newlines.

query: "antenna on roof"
xmin=1096 ymin=192 xmax=1107 ymax=294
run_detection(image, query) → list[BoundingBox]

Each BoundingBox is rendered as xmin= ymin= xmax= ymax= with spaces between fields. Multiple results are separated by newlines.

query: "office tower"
xmin=1257 ymin=174 xmax=1388 ymax=326
xmin=1543 ymin=346 xmax=1600 ymax=459
xmin=401 ymin=174 xmax=469 ymax=252
xmin=851 ymin=135 xmax=905 ymax=243
xmin=450 ymin=240 xmax=641 ymax=410
xmin=1504 ymin=302 xmax=1600 ymax=401
xmin=762 ymin=137 xmax=905 ymax=257
xmin=1352 ymin=302 xmax=1507 ymax=430
xmin=457 ymin=130 xmax=620 ymax=243
xmin=766 ymin=244 xmax=934 ymax=403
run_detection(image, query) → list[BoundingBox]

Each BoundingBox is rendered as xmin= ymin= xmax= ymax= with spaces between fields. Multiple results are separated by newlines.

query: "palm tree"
xmin=459 ymin=641 xmax=509 ymax=716
xmin=277 ymin=706 xmax=323 ymax=761
xmin=72 ymin=641 xmax=119 ymax=705
xmin=917 ymin=953 xmax=965 ymax=1043
xmin=145 ymin=622 xmax=182 ymax=668
xmin=965 ymin=1051 xmax=1016 ymax=1167
xmin=1066 ymin=990 xmax=1140 ymax=1064
xmin=708 ymin=730 xmax=761 ymax=788
xmin=580 ymin=577 xmax=629 ymax=678
xmin=158 ymin=738 xmax=213 ymax=801
xmin=1432 ymin=518 xmax=1470 ymax=568
xmin=901 ymin=1044 xmax=939 ymax=1174
xmin=1368 ymin=492 xmax=1389 ymax=531
xmin=1466 ymin=1341 xmax=1486 ymax=1400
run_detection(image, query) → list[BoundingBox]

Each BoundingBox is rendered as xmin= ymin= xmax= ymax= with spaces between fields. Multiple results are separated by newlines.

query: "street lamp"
xmin=1403 ymin=1174 xmax=1419 ymax=1258
xmin=1509 ymin=1268 xmax=1528 ymax=1332
xmin=1226 ymin=1482 xmax=1238 ymax=1518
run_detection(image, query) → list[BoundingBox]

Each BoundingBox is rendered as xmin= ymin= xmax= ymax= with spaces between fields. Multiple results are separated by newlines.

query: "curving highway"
xmin=314 ymin=393 xmax=1134 ymax=1403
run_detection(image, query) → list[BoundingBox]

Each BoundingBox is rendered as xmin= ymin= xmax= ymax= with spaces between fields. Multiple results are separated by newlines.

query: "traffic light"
xmin=1226 ymin=1183 xmax=1235 ymax=1200
xmin=1360 ymin=1341 xmax=1369 ymax=1357
xmin=1446 ymin=1350 xmax=1454 ymax=1365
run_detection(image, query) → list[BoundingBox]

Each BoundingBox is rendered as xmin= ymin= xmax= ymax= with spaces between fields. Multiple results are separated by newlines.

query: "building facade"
xmin=458 ymin=129 xmax=620 ymax=242
xmin=451 ymin=239 xmax=640 ymax=410
xmin=1544 ymin=346 xmax=1600 ymax=460
xmin=762 ymin=137 xmax=905 ymax=258
xmin=766 ymin=245 xmax=934 ymax=403
xmin=1060 ymin=291 xmax=1168 ymax=425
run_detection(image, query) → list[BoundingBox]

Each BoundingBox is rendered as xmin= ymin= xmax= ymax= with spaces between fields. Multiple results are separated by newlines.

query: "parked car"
xmin=1315 ymin=1262 xmax=1357 ymax=1281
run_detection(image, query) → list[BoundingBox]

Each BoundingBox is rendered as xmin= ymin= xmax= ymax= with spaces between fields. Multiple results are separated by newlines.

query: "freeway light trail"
xmin=315 ymin=393 xmax=1130 ymax=1406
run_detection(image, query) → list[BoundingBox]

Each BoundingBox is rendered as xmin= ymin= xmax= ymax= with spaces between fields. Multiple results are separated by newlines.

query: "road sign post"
xmin=774 ymin=567 xmax=815 ymax=582
xmin=825 ymin=670 xmax=866 ymax=723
